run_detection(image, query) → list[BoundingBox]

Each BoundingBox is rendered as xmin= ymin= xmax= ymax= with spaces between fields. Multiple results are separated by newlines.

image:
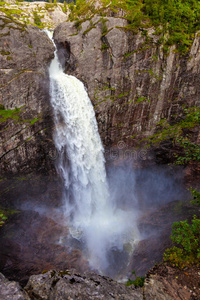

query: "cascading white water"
xmin=46 ymin=30 xmax=139 ymax=275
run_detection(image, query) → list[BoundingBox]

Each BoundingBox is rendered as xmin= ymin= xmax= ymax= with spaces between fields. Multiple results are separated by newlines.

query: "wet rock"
xmin=25 ymin=269 xmax=143 ymax=300
xmin=0 ymin=272 xmax=30 ymax=300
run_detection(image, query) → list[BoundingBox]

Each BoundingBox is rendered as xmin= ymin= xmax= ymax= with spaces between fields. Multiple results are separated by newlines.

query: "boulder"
xmin=0 ymin=272 xmax=30 ymax=300
xmin=25 ymin=269 xmax=143 ymax=300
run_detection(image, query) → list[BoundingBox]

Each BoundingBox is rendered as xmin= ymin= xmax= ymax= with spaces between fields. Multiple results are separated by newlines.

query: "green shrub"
xmin=0 ymin=106 xmax=39 ymax=126
xmin=126 ymin=270 xmax=145 ymax=287
xmin=0 ymin=106 xmax=22 ymax=123
xmin=190 ymin=188 xmax=200 ymax=206
xmin=63 ymin=1 xmax=67 ymax=12
xmin=164 ymin=215 xmax=200 ymax=268
xmin=33 ymin=11 xmax=42 ymax=26
xmin=67 ymin=0 xmax=200 ymax=54
xmin=145 ymin=106 xmax=200 ymax=165
xmin=101 ymin=42 xmax=109 ymax=51
xmin=0 ymin=213 xmax=7 ymax=227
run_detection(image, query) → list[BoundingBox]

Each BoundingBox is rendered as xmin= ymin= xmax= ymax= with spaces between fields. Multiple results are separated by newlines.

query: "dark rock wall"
xmin=0 ymin=16 xmax=55 ymax=177
xmin=53 ymin=17 xmax=200 ymax=150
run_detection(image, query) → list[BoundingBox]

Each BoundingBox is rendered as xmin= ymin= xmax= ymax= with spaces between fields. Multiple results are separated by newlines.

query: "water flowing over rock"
xmin=53 ymin=17 xmax=200 ymax=159
xmin=47 ymin=31 xmax=140 ymax=276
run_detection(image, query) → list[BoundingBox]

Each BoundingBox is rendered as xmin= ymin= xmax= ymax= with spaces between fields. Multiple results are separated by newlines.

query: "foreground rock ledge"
xmin=1 ymin=266 xmax=196 ymax=300
xmin=25 ymin=270 xmax=143 ymax=300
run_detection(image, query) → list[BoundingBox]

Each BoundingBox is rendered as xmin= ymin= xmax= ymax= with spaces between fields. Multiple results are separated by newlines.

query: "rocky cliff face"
xmin=53 ymin=17 xmax=200 ymax=156
xmin=1 ymin=264 xmax=199 ymax=300
xmin=1 ymin=13 xmax=200 ymax=179
xmin=1 ymin=1 xmax=68 ymax=29
xmin=0 ymin=16 xmax=60 ymax=208
xmin=0 ymin=16 xmax=55 ymax=176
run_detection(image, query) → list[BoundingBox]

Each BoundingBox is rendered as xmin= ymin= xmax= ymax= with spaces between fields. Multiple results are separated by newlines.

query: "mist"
xmin=57 ymin=160 xmax=186 ymax=279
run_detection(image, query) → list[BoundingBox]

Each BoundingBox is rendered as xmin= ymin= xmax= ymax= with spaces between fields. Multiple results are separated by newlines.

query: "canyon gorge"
xmin=0 ymin=1 xmax=200 ymax=299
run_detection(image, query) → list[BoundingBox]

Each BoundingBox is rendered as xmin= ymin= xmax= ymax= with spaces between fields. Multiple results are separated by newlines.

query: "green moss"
xmin=100 ymin=42 xmax=109 ymax=51
xmin=94 ymin=100 xmax=106 ymax=107
xmin=83 ymin=24 xmax=96 ymax=35
xmin=0 ymin=51 xmax=10 ymax=55
xmin=101 ymin=17 xmax=108 ymax=36
xmin=123 ymin=51 xmax=134 ymax=59
xmin=0 ymin=14 xmax=26 ymax=31
xmin=135 ymin=96 xmax=150 ymax=104
xmin=102 ymin=86 xmax=116 ymax=91
xmin=0 ymin=107 xmax=22 ymax=123
xmin=0 ymin=206 xmax=20 ymax=227
xmin=0 ymin=106 xmax=40 ymax=129
xmin=126 ymin=270 xmax=145 ymax=288
xmin=33 ymin=10 xmax=42 ymax=27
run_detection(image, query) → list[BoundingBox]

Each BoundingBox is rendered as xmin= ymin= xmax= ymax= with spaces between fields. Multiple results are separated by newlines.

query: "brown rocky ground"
xmin=146 ymin=263 xmax=200 ymax=300
xmin=0 ymin=209 xmax=89 ymax=286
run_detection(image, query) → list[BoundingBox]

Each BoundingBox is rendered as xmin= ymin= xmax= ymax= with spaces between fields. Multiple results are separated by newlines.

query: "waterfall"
xmin=46 ymin=30 xmax=139 ymax=276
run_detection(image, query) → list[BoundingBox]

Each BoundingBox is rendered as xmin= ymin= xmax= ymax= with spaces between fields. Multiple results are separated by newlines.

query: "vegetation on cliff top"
xmin=67 ymin=0 xmax=200 ymax=54
xmin=1 ymin=0 xmax=199 ymax=52
xmin=0 ymin=0 xmax=66 ymax=29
